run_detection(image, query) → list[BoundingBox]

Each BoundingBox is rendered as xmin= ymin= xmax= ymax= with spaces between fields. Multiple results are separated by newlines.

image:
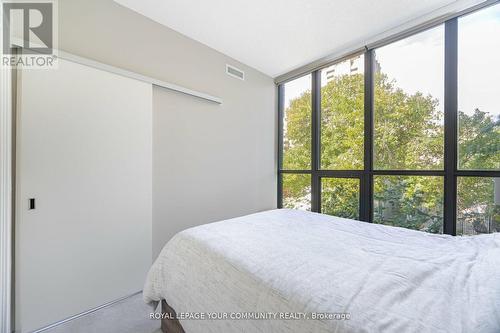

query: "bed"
xmin=143 ymin=209 xmax=500 ymax=333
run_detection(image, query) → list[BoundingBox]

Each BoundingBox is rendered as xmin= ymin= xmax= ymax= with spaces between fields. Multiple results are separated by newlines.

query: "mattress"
xmin=143 ymin=209 xmax=500 ymax=333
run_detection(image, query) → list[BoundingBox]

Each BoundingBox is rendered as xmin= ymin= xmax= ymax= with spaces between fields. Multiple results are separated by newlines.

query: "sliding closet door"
xmin=15 ymin=59 xmax=152 ymax=332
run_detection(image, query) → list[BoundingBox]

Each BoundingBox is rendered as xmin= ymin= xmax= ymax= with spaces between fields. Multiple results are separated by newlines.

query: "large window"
xmin=371 ymin=26 xmax=445 ymax=232
xmin=320 ymin=56 xmax=364 ymax=170
xmin=278 ymin=3 xmax=500 ymax=235
xmin=455 ymin=5 xmax=500 ymax=235
xmin=374 ymin=176 xmax=444 ymax=233
xmin=457 ymin=177 xmax=500 ymax=235
xmin=458 ymin=5 xmax=500 ymax=171
xmin=321 ymin=178 xmax=360 ymax=219
xmin=282 ymin=75 xmax=312 ymax=170
xmin=280 ymin=74 xmax=312 ymax=211
xmin=282 ymin=174 xmax=311 ymax=211
xmin=374 ymin=26 xmax=444 ymax=170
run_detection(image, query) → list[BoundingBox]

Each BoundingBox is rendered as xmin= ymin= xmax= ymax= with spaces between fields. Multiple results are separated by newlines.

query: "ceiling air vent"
xmin=226 ymin=64 xmax=245 ymax=81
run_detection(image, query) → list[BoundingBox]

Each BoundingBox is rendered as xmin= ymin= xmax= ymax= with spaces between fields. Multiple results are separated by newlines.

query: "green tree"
xmin=457 ymin=109 xmax=500 ymax=234
xmin=458 ymin=109 xmax=499 ymax=170
xmin=374 ymin=75 xmax=443 ymax=170
xmin=283 ymin=72 xmax=499 ymax=234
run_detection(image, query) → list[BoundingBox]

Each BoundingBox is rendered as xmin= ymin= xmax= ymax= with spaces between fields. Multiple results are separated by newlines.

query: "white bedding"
xmin=143 ymin=209 xmax=500 ymax=333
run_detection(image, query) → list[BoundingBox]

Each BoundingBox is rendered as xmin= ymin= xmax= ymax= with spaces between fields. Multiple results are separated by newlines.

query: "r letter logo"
xmin=2 ymin=1 xmax=58 ymax=68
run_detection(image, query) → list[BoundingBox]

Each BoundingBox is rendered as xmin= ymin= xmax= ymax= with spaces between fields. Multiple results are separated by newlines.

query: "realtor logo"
xmin=2 ymin=0 xmax=58 ymax=68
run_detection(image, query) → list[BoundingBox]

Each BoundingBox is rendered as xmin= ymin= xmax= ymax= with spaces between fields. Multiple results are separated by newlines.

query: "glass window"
xmin=373 ymin=176 xmax=444 ymax=233
xmin=457 ymin=177 xmax=500 ymax=235
xmin=282 ymin=174 xmax=311 ymax=210
xmin=279 ymin=5 xmax=498 ymax=234
xmin=282 ymin=75 xmax=312 ymax=170
xmin=320 ymin=56 xmax=364 ymax=170
xmin=458 ymin=5 xmax=500 ymax=170
xmin=374 ymin=26 xmax=445 ymax=170
xmin=321 ymin=178 xmax=360 ymax=219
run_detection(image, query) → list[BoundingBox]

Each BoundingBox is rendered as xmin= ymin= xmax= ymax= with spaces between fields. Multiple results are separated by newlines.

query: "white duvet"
xmin=144 ymin=209 xmax=500 ymax=333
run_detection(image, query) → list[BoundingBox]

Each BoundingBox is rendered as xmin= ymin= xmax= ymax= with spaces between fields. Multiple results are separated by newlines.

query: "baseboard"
xmin=28 ymin=291 xmax=142 ymax=333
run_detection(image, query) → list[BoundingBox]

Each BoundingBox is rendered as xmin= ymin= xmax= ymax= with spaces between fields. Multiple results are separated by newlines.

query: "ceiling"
xmin=114 ymin=0 xmax=475 ymax=78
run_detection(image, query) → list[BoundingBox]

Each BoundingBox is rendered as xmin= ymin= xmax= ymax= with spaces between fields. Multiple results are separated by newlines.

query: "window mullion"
xmin=311 ymin=71 xmax=321 ymax=213
xmin=277 ymin=84 xmax=284 ymax=208
xmin=361 ymin=50 xmax=374 ymax=223
xmin=444 ymin=18 xmax=458 ymax=235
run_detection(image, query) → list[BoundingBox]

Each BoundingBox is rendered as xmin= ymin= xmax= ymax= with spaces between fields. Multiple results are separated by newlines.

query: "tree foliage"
xmin=283 ymin=72 xmax=499 ymax=234
xmin=457 ymin=109 xmax=500 ymax=233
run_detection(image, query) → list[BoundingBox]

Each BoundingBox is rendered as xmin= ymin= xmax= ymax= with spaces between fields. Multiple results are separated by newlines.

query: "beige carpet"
xmin=41 ymin=293 xmax=161 ymax=333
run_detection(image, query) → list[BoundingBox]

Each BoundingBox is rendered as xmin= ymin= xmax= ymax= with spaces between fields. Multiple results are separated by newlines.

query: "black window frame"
xmin=277 ymin=5 xmax=500 ymax=235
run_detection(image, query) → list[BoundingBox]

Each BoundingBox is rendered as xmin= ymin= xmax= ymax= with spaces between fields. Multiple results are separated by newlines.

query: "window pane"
xmin=282 ymin=174 xmax=311 ymax=210
xmin=374 ymin=26 xmax=444 ymax=170
xmin=321 ymin=178 xmax=360 ymax=219
xmin=457 ymin=177 xmax=500 ymax=235
xmin=320 ymin=56 xmax=364 ymax=170
xmin=282 ymin=75 xmax=311 ymax=170
xmin=374 ymin=176 xmax=444 ymax=233
xmin=458 ymin=5 xmax=500 ymax=170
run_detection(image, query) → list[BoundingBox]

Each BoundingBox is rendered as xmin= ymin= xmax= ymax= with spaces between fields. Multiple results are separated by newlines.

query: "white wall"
xmin=153 ymin=84 xmax=276 ymax=255
xmin=56 ymin=0 xmax=277 ymax=256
